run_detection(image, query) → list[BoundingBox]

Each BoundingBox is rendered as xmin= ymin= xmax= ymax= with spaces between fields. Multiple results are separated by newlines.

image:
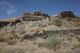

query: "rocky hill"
xmin=0 ymin=11 xmax=80 ymax=53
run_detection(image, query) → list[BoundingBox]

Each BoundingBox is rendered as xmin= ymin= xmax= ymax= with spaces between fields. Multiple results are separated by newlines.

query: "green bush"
xmin=38 ymin=36 xmax=61 ymax=49
xmin=53 ymin=19 xmax=63 ymax=26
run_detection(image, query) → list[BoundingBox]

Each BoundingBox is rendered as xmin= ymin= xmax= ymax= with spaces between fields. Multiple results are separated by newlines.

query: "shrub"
xmin=48 ymin=19 xmax=54 ymax=25
xmin=53 ymin=19 xmax=63 ymax=26
xmin=38 ymin=36 xmax=61 ymax=49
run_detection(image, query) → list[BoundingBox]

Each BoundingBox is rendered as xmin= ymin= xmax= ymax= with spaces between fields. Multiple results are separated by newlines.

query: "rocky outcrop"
xmin=22 ymin=11 xmax=50 ymax=21
xmin=59 ymin=11 xmax=75 ymax=18
xmin=32 ymin=11 xmax=50 ymax=18
xmin=10 ymin=19 xmax=21 ymax=26
xmin=0 ymin=19 xmax=21 ymax=28
xmin=0 ymin=21 xmax=10 ymax=27
xmin=43 ymin=29 xmax=80 ymax=38
xmin=0 ymin=11 xmax=50 ymax=28
xmin=32 ymin=11 xmax=42 ymax=16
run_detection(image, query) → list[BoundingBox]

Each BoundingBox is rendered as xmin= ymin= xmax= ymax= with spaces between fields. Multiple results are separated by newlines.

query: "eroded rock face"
xmin=0 ymin=21 xmax=10 ymax=27
xmin=22 ymin=13 xmax=31 ymax=18
xmin=22 ymin=12 xmax=50 ymax=21
xmin=0 ymin=19 xmax=21 ymax=28
xmin=59 ymin=11 xmax=75 ymax=18
xmin=10 ymin=19 xmax=21 ymax=26
xmin=32 ymin=11 xmax=50 ymax=18
xmin=32 ymin=11 xmax=42 ymax=16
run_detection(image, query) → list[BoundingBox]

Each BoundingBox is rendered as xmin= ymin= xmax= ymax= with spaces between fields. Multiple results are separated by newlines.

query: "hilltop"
xmin=0 ymin=11 xmax=80 ymax=53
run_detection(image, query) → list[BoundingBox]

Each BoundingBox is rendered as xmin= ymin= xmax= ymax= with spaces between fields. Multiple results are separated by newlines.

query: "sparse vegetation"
xmin=48 ymin=19 xmax=64 ymax=26
xmin=53 ymin=19 xmax=63 ymax=26
xmin=0 ymin=11 xmax=80 ymax=53
xmin=38 ymin=36 xmax=61 ymax=49
xmin=48 ymin=19 xmax=54 ymax=25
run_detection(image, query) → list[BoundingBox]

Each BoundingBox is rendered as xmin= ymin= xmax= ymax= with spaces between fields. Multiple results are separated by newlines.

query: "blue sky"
xmin=0 ymin=0 xmax=80 ymax=19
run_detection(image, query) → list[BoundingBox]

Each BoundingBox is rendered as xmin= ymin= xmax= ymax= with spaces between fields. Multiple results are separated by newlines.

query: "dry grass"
xmin=0 ymin=32 xmax=17 ymax=42
xmin=0 ymin=43 xmax=54 ymax=53
xmin=37 ymin=36 xmax=61 ymax=49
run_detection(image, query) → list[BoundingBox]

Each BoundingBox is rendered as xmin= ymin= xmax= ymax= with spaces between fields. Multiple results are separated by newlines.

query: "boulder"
xmin=59 ymin=11 xmax=75 ymax=18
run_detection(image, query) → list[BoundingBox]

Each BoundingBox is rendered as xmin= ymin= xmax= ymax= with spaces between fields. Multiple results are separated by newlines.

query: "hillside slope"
xmin=0 ymin=11 xmax=80 ymax=53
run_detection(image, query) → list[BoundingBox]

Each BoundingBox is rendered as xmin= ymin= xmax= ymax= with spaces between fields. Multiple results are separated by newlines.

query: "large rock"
xmin=32 ymin=11 xmax=50 ymax=18
xmin=59 ymin=11 xmax=75 ymax=18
